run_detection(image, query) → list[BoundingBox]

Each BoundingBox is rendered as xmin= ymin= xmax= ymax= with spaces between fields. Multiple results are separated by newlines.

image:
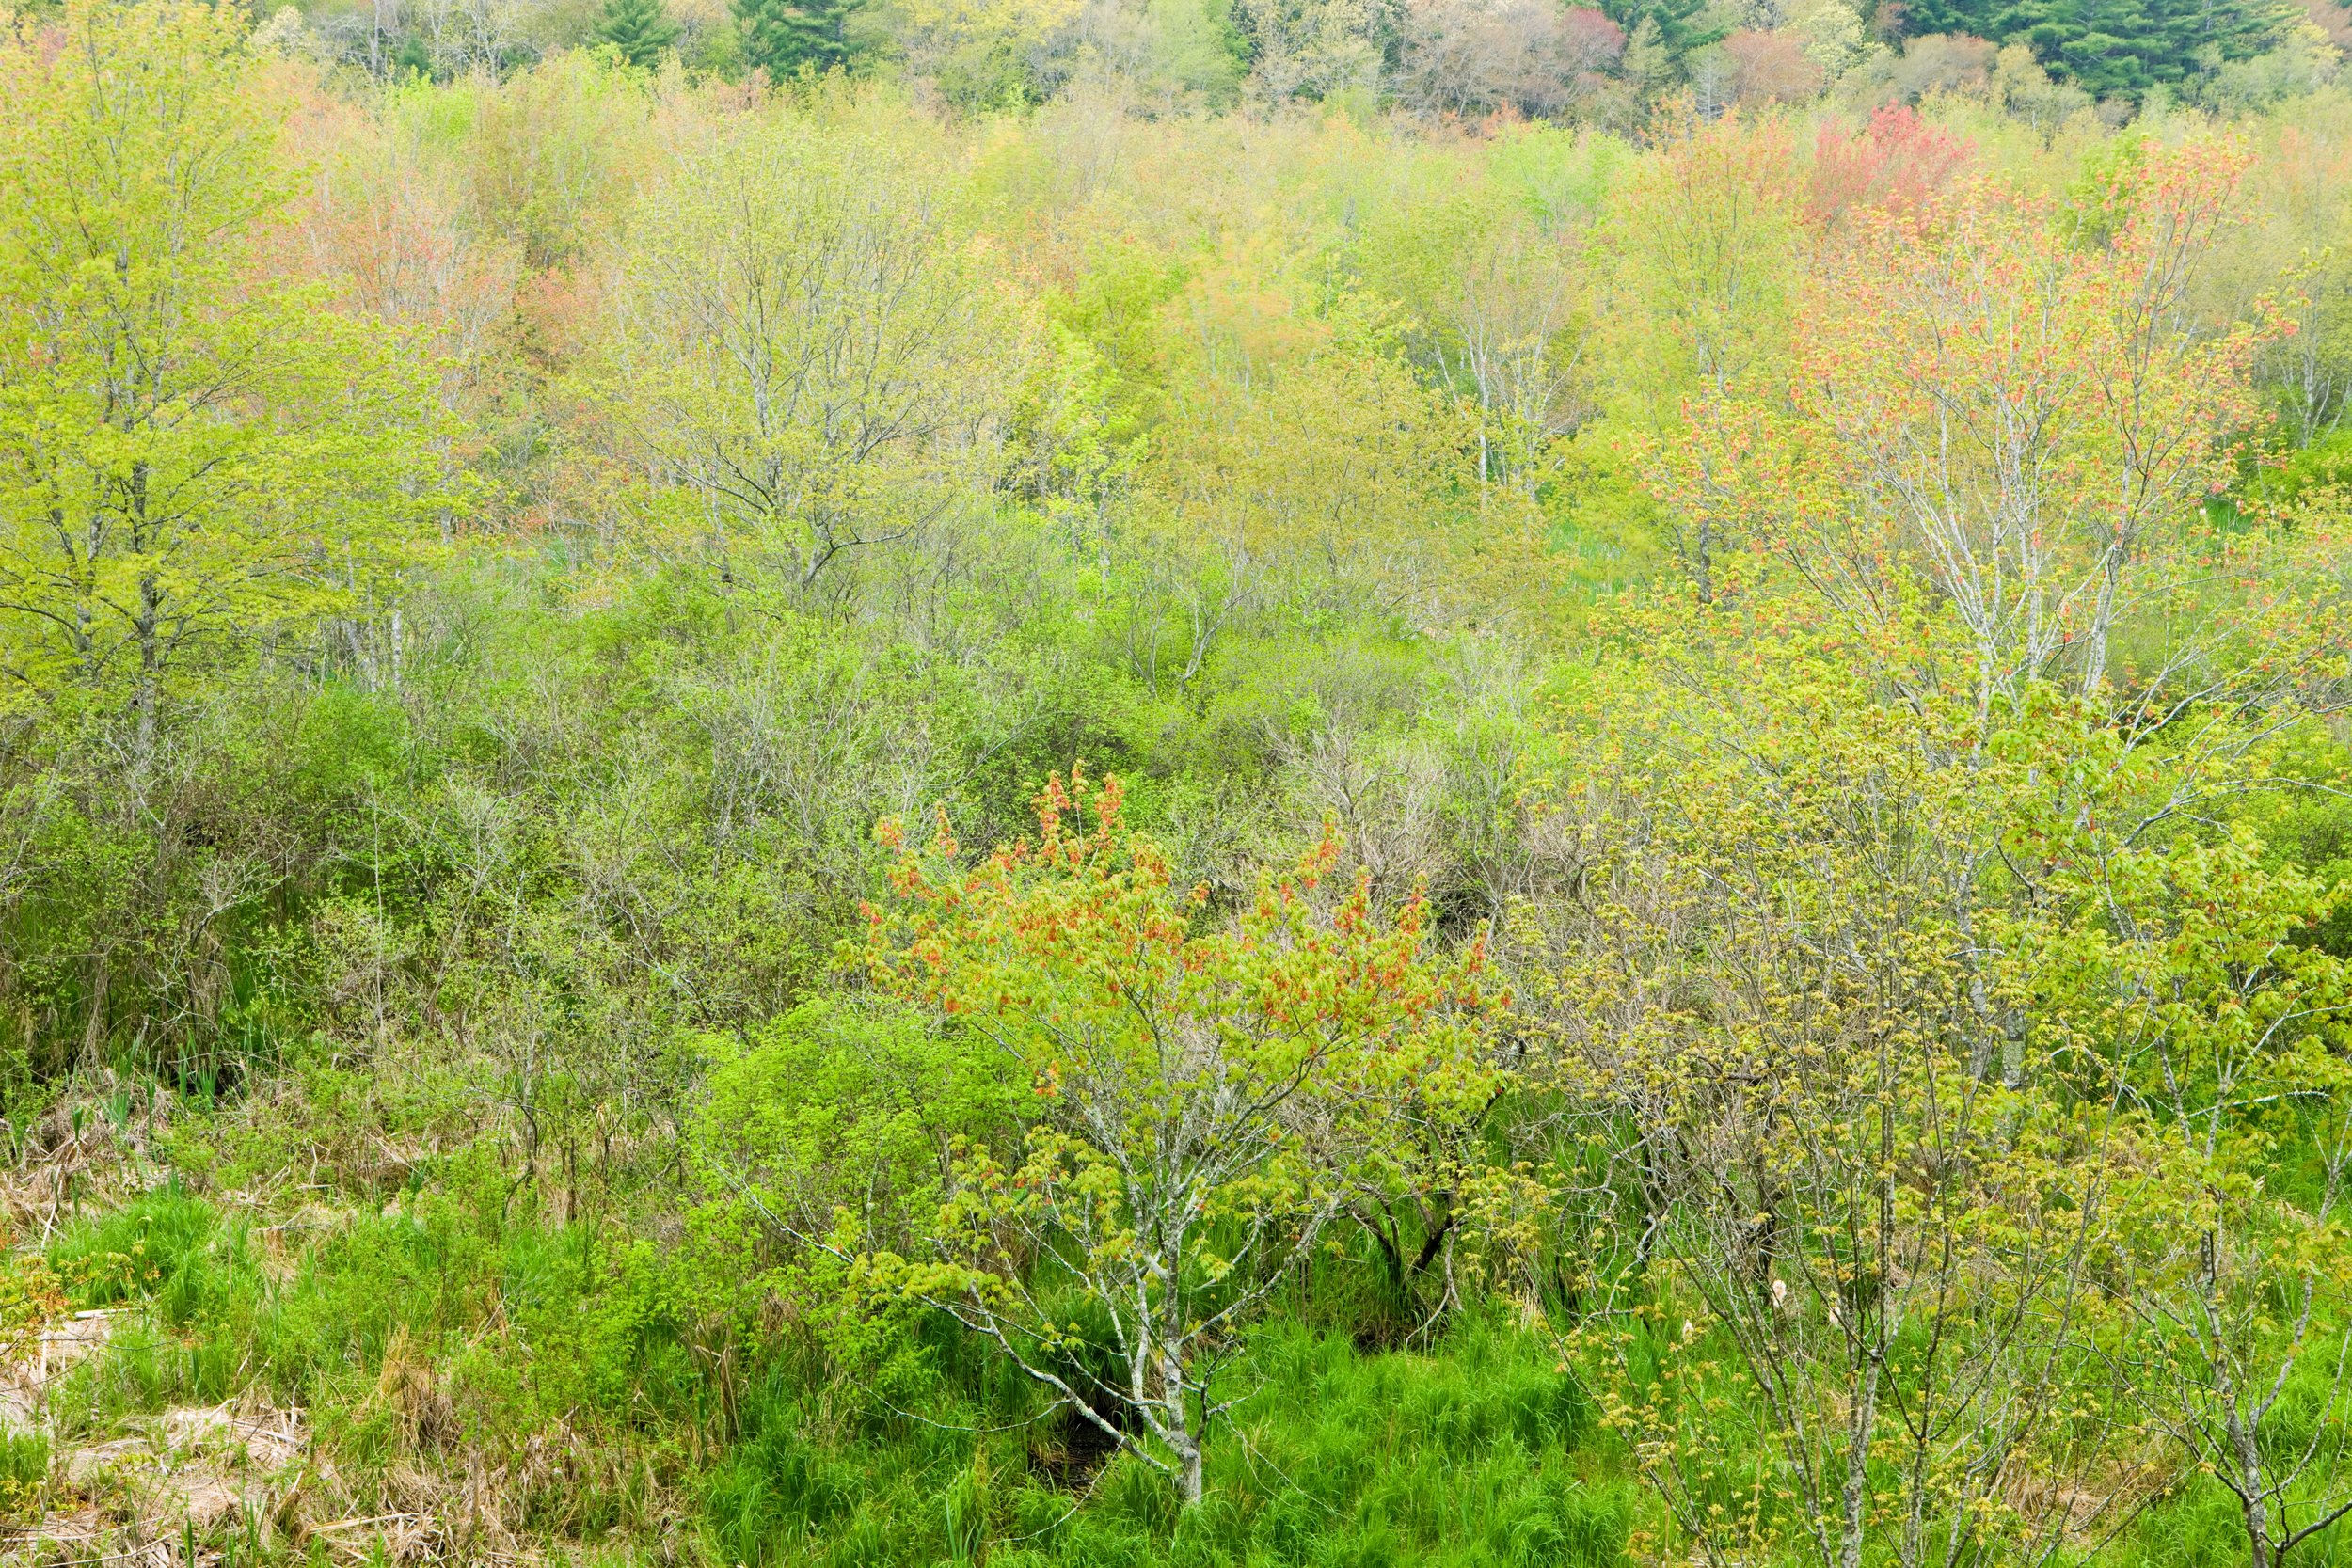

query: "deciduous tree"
xmin=2062 ymin=837 xmax=2352 ymax=1568
xmin=1530 ymin=594 xmax=2155 ymax=1568
xmin=1602 ymin=109 xmax=1804 ymax=601
xmin=592 ymin=122 xmax=1031 ymax=603
xmin=0 ymin=0 xmax=456 ymax=734
xmin=1654 ymin=140 xmax=2280 ymax=709
xmin=855 ymin=768 xmax=1501 ymax=1504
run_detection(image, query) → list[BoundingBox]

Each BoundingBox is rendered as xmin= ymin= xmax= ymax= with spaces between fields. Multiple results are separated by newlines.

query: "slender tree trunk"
xmin=1161 ymin=1346 xmax=1203 ymax=1505
xmin=2082 ymin=542 xmax=2122 ymax=697
xmin=79 ymin=955 xmax=112 ymax=1069
xmin=1842 ymin=1354 xmax=1882 ymax=1568
xmin=129 ymin=460 xmax=161 ymax=760
xmin=2229 ymin=1405 xmax=2274 ymax=1568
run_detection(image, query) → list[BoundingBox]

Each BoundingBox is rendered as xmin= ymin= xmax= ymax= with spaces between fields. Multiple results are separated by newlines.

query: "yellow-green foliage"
xmin=1 ymin=12 xmax=2351 ymax=1568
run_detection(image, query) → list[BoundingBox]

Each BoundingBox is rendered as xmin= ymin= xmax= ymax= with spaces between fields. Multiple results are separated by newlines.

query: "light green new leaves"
xmin=0 ymin=2 xmax=461 ymax=716
xmin=591 ymin=119 xmax=1035 ymax=597
xmin=850 ymin=767 xmax=1502 ymax=1501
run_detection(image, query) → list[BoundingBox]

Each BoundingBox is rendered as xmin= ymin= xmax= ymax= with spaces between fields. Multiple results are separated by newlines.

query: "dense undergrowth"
xmin=8 ymin=3 xmax=2352 ymax=1566
xmin=21 ymin=1154 xmax=2352 ymax=1567
xmin=25 ymin=1169 xmax=1638 ymax=1565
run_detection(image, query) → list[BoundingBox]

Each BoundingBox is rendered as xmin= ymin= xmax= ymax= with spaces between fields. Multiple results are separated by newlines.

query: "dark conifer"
xmin=733 ymin=0 xmax=866 ymax=78
xmin=594 ymin=0 xmax=681 ymax=68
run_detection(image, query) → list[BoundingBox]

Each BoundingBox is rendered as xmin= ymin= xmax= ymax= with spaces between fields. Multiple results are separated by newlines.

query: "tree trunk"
xmin=2231 ymin=1409 xmax=2274 ymax=1568
xmin=2082 ymin=541 xmax=2122 ymax=697
xmin=1841 ymin=1354 xmax=1883 ymax=1568
xmin=79 ymin=955 xmax=112 ymax=1070
xmin=1178 ymin=1433 xmax=1203 ymax=1507
xmin=2202 ymin=1307 xmax=2284 ymax=1568
xmin=1161 ymin=1346 xmax=1203 ymax=1506
xmin=130 ymin=460 xmax=161 ymax=761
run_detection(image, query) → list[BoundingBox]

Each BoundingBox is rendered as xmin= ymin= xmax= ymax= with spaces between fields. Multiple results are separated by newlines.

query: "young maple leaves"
xmin=1642 ymin=132 xmax=2281 ymax=711
xmin=854 ymin=765 xmax=1501 ymax=1502
xmin=865 ymin=763 xmax=1502 ymax=1080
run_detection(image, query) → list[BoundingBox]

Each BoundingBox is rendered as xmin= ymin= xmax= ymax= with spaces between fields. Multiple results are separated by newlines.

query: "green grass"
xmin=0 ymin=1430 xmax=48 ymax=1521
xmin=24 ymin=1170 xmax=2352 ymax=1568
xmin=700 ymin=1314 xmax=1629 ymax=1568
xmin=25 ymin=1173 xmax=1640 ymax=1566
xmin=47 ymin=1182 xmax=244 ymax=1327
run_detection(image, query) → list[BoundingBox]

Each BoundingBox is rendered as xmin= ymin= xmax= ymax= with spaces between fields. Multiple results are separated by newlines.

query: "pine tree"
xmin=595 ymin=0 xmax=680 ymax=68
xmin=1898 ymin=0 xmax=2281 ymax=97
xmin=1599 ymin=0 xmax=1729 ymax=66
xmin=732 ymin=0 xmax=866 ymax=77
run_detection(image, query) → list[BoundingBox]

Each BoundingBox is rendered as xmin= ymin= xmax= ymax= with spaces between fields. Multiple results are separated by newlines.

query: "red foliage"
xmin=1561 ymin=5 xmax=1627 ymax=69
xmin=1808 ymin=103 xmax=1972 ymax=231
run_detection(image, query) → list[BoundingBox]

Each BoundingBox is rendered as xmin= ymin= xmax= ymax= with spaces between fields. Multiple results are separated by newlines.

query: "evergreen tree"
xmin=733 ymin=0 xmax=866 ymax=76
xmin=595 ymin=0 xmax=681 ymax=68
xmin=1599 ymin=0 xmax=1729 ymax=66
xmin=389 ymin=31 xmax=434 ymax=78
xmin=1899 ymin=0 xmax=2281 ymax=97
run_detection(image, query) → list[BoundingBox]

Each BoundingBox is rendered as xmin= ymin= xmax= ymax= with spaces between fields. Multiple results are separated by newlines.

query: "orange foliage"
xmin=1648 ymin=136 xmax=2281 ymax=703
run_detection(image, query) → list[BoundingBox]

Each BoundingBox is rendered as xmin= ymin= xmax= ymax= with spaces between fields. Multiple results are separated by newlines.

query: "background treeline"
xmin=4 ymin=2 xmax=2352 ymax=1566
xmin=223 ymin=0 xmax=2351 ymax=125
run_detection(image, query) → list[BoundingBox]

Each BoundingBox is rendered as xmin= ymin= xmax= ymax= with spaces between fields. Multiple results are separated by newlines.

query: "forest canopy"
xmin=2 ymin=1 xmax=2352 ymax=1566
